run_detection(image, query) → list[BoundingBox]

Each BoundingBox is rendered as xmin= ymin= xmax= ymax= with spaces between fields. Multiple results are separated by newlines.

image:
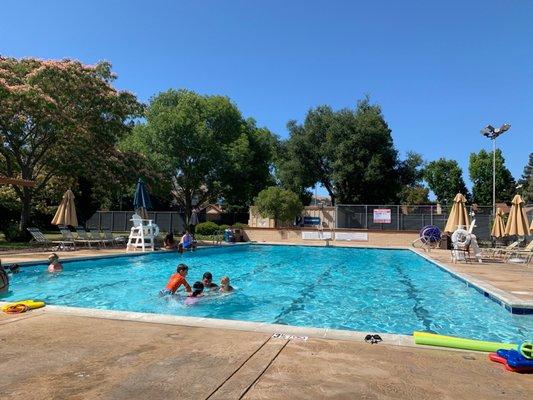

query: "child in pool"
xmin=219 ymin=276 xmax=234 ymax=293
xmin=202 ymin=272 xmax=218 ymax=291
xmin=48 ymin=253 xmax=63 ymax=273
xmin=184 ymin=281 xmax=204 ymax=305
xmin=160 ymin=264 xmax=192 ymax=296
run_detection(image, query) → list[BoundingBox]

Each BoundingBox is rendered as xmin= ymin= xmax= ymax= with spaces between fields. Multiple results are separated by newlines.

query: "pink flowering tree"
xmin=0 ymin=57 xmax=143 ymax=230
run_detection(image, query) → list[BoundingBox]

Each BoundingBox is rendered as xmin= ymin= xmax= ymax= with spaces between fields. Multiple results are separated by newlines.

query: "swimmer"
xmin=164 ymin=231 xmax=177 ymax=249
xmin=178 ymin=231 xmax=197 ymax=253
xmin=160 ymin=264 xmax=191 ymax=296
xmin=0 ymin=262 xmax=9 ymax=294
xmin=8 ymin=264 xmax=20 ymax=274
xmin=48 ymin=253 xmax=63 ymax=273
xmin=219 ymin=276 xmax=234 ymax=293
xmin=184 ymin=281 xmax=204 ymax=306
xmin=202 ymin=272 xmax=218 ymax=291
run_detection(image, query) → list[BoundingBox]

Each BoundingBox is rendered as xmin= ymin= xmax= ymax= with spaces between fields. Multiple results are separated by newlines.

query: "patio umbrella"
xmin=504 ymin=195 xmax=530 ymax=237
xmin=133 ymin=178 xmax=152 ymax=220
xmin=530 ymin=218 xmax=533 ymax=234
xmin=51 ymin=189 xmax=78 ymax=227
xmin=444 ymin=193 xmax=470 ymax=233
xmin=490 ymin=207 xmax=506 ymax=238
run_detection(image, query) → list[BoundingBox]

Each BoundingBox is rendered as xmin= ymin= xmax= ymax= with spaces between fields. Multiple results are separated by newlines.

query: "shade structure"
xmin=504 ymin=195 xmax=530 ymax=237
xmin=490 ymin=207 xmax=506 ymax=238
xmin=444 ymin=193 xmax=470 ymax=233
xmin=51 ymin=189 xmax=78 ymax=227
xmin=133 ymin=178 xmax=152 ymax=220
xmin=530 ymin=218 xmax=533 ymax=234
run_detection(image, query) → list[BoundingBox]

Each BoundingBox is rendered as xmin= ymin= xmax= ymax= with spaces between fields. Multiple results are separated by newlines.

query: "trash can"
xmin=440 ymin=233 xmax=451 ymax=250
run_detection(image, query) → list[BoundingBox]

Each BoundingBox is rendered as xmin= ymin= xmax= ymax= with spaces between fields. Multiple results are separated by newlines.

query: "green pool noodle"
xmin=413 ymin=331 xmax=518 ymax=352
xmin=518 ymin=342 xmax=533 ymax=359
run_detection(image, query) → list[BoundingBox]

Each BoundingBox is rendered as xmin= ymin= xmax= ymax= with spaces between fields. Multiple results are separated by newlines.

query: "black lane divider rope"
xmin=238 ymin=339 xmax=290 ymax=400
xmin=204 ymin=336 xmax=272 ymax=400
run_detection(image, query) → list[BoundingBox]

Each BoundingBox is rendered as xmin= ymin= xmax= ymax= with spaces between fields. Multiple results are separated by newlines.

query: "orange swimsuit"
xmin=165 ymin=273 xmax=191 ymax=294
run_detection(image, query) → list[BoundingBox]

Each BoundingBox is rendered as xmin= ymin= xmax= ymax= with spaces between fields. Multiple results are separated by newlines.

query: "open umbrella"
xmin=51 ymin=189 xmax=78 ymax=227
xmin=444 ymin=193 xmax=470 ymax=233
xmin=133 ymin=178 xmax=152 ymax=220
xmin=491 ymin=207 xmax=506 ymax=238
xmin=504 ymin=195 xmax=530 ymax=237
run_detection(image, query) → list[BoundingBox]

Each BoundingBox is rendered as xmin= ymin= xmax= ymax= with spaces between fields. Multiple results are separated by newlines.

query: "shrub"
xmin=218 ymin=224 xmax=229 ymax=232
xmin=195 ymin=221 xmax=220 ymax=236
xmin=232 ymin=222 xmax=248 ymax=229
xmin=2 ymin=222 xmax=30 ymax=242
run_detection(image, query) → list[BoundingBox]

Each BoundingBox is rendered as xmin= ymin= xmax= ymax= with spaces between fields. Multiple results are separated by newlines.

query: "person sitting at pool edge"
xmin=184 ymin=281 xmax=204 ymax=306
xmin=219 ymin=276 xmax=233 ymax=293
xmin=164 ymin=231 xmax=177 ymax=249
xmin=202 ymin=272 xmax=218 ymax=291
xmin=160 ymin=263 xmax=191 ymax=296
xmin=178 ymin=231 xmax=196 ymax=253
xmin=0 ymin=262 xmax=9 ymax=294
xmin=48 ymin=253 xmax=63 ymax=273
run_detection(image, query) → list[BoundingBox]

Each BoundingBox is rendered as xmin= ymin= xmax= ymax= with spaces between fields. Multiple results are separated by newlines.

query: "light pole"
xmin=480 ymin=123 xmax=511 ymax=216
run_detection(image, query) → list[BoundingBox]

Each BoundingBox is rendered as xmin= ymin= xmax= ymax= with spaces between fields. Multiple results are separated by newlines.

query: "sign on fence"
xmin=303 ymin=216 xmax=321 ymax=226
xmin=373 ymin=209 xmax=391 ymax=224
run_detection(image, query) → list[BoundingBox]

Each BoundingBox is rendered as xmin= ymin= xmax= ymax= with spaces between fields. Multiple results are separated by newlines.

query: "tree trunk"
xmin=19 ymin=187 xmax=32 ymax=231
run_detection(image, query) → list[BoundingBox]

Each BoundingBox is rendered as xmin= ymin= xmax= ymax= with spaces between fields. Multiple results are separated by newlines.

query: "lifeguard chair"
xmin=126 ymin=213 xmax=159 ymax=252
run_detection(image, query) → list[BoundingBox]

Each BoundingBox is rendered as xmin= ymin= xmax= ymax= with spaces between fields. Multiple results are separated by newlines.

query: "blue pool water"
xmin=3 ymin=245 xmax=532 ymax=342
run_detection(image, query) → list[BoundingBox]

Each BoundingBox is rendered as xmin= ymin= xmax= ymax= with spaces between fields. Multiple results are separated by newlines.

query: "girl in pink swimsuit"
xmin=184 ymin=281 xmax=204 ymax=306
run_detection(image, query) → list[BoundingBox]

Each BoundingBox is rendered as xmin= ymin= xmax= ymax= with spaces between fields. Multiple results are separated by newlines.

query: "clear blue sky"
xmin=2 ymin=0 xmax=532 ymax=193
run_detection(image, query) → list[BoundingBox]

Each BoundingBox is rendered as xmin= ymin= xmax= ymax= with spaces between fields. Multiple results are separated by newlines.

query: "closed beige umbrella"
xmin=51 ymin=189 xmax=78 ymax=227
xmin=444 ymin=193 xmax=470 ymax=233
xmin=491 ymin=207 xmax=506 ymax=238
xmin=504 ymin=195 xmax=529 ymax=237
xmin=530 ymin=218 xmax=533 ymax=234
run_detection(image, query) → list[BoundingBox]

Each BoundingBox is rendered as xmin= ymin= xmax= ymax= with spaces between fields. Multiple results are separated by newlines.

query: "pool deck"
xmin=1 ymin=311 xmax=531 ymax=400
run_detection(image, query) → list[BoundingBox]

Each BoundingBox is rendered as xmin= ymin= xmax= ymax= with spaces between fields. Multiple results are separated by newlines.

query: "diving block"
xmin=335 ymin=232 xmax=368 ymax=241
xmin=301 ymin=231 xmax=333 ymax=240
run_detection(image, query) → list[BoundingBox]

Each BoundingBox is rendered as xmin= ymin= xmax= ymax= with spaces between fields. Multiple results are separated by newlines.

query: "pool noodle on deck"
xmin=413 ymin=331 xmax=517 ymax=352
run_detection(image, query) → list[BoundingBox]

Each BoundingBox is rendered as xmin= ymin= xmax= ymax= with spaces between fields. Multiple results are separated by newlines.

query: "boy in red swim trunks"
xmin=160 ymin=264 xmax=192 ymax=296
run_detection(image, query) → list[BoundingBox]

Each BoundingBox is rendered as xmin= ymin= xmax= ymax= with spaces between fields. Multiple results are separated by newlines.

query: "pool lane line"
xmin=238 ymin=338 xmax=290 ymax=400
xmin=272 ymin=265 xmax=333 ymax=324
xmin=204 ymin=336 xmax=274 ymax=400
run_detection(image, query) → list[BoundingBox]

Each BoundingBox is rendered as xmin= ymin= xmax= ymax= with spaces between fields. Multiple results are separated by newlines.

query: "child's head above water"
xmin=176 ymin=263 xmax=188 ymax=275
xmin=48 ymin=253 xmax=59 ymax=263
xmin=220 ymin=276 xmax=230 ymax=286
xmin=192 ymin=281 xmax=204 ymax=297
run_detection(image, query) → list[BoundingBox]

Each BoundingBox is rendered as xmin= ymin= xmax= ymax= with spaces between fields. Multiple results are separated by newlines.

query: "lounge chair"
xmin=74 ymin=227 xmax=102 ymax=248
xmin=27 ymin=227 xmax=75 ymax=251
xmin=102 ymin=229 xmax=126 ymax=247
xmin=504 ymin=241 xmax=533 ymax=264
xmin=482 ymin=240 xmax=520 ymax=259
xmin=88 ymin=228 xmax=113 ymax=247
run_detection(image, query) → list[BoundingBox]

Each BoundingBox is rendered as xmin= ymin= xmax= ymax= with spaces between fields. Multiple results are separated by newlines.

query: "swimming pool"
xmin=3 ymin=245 xmax=532 ymax=342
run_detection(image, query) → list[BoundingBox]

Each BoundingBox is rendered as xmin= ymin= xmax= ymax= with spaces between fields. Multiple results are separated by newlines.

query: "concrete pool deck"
xmin=1 ymin=311 xmax=531 ymax=400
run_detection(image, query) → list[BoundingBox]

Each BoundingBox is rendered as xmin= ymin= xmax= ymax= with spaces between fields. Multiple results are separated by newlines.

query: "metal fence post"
xmin=98 ymin=211 xmax=102 ymax=230
xmin=365 ymin=205 xmax=368 ymax=229
xmin=124 ymin=212 xmax=128 ymax=231
xmin=397 ymin=205 xmax=400 ymax=230
xmin=430 ymin=205 xmax=433 ymax=225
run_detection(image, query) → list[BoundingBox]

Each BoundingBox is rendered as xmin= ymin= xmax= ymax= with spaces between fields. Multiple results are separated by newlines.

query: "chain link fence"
xmin=85 ymin=210 xmax=249 ymax=233
xmin=336 ymin=204 xmax=533 ymax=241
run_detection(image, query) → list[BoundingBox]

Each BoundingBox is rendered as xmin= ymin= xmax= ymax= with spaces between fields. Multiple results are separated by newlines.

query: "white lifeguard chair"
xmin=126 ymin=213 xmax=160 ymax=252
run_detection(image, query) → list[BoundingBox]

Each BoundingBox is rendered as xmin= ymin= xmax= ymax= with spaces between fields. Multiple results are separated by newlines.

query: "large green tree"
xmin=397 ymin=151 xmax=429 ymax=204
xmin=424 ymin=158 xmax=469 ymax=204
xmin=122 ymin=89 xmax=275 ymax=221
xmin=518 ymin=153 xmax=533 ymax=203
xmin=0 ymin=57 xmax=144 ymax=229
xmin=276 ymin=97 xmax=399 ymax=205
xmin=468 ymin=149 xmax=516 ymax=205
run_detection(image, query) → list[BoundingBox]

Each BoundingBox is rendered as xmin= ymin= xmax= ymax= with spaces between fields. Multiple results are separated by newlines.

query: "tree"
xmin=424 ymin=158 xmax=469 ymax=204
xmin=0 ymin=57 xmax=143 ymax=229
xmin=123 ymin=89 xmax=275 ymax=221
xmin=518 ymin=153 xmax=533 ymax=203
xmin=254 ymin=187 xmax=303 ymax=226
xmin=276 ymin=97 xmax=399 ymax=205
xmin=468 ymin=149 xmax=516 ymax=205
xmin=397 ymin=151 xmax=429 ymax=204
